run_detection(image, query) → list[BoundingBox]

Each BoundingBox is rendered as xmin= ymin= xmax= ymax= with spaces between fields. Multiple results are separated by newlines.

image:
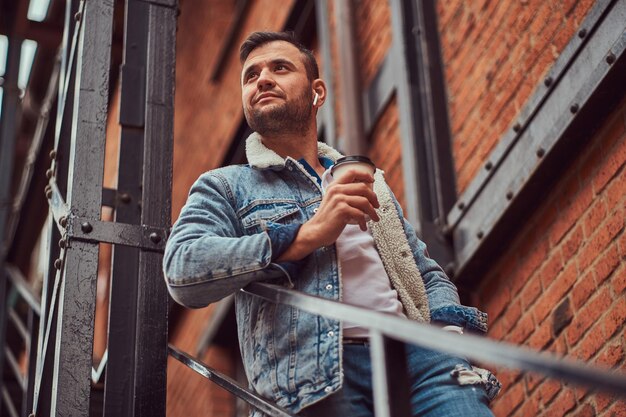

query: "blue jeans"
xmin=301 ymin=344 xmax=494 ymax=417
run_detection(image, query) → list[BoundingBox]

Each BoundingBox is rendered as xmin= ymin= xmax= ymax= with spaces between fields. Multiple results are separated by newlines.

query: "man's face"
xmin=241 ymin=41 xmax=314 ymax=136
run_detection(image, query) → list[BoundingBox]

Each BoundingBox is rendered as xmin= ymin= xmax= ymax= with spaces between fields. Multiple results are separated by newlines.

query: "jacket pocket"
xmin=238 ymin=199 xmax=301 ymax=233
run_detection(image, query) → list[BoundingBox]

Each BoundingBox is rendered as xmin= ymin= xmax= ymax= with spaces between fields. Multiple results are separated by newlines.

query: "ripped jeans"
xmin=301 ymin=344 xmax=496 ymax=417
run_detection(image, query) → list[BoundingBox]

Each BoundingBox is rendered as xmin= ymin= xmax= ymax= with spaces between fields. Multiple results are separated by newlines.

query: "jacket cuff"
xmin=265 ymin=223 xmax=302 ymax=261
xmin=430 ymin=305 xmax=488 ymax=333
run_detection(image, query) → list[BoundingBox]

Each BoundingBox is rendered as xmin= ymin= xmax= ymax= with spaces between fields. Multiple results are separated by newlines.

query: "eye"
xmin=245 ymin=71 xmax=258 ymax=83
xmin=275 ymin=64 xmax=287 ymax=71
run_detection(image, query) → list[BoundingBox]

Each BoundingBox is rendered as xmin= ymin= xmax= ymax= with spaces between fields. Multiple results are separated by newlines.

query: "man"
xmin=164 ymin=31 xmax=499 ymax=416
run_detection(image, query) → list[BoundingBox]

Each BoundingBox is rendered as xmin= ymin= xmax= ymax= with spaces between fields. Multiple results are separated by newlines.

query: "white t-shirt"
xmin=321 ymin=170 xmax=405 ymax=338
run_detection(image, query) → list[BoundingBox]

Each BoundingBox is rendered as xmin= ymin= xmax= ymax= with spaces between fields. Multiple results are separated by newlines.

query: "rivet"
xmin=45 ymin=186 xmax=52 ymax=199
xmin=485 ymin=161 xmax=493 ymax=171
xmin=570 ymin=103 xmax=579 ymax=114
xmin=49 ymin=150 xmax=57 ymax=160
xmin=81 ymin=222 xmax=93 ymax=233
xmin=119 ymin=193 xmax=131 ymax=204
xmin=54 ymin=259 xmax=63 ymax=270
xmin=457 ymin=202 xmax=465 ymax=210
xmin=506 ymin=191 xmax=514 ymax=200
xmin=513 ymin=123 xmax=521 ymax=132
xmin=477 ymin=231 xmax=484 ymax=239
xmin=59 ymin=216 xmax=67 ymax=228
xmin=150 ymin=232 xmax=161 ymax=244
xmin=544 ymin=76 xmax=553 ymax=87
xmin=606 ymin=53 xmax=616 ymax=65
xmin=536 ymin=148 xmax=545 ymax=158
xmin=58 ymin=238 xmax=66 ymax=249
xmin=45 ymin=168 xmax=54 ymax=179
xmin=578 ymin=28 xmax=587 ymax=38
xmin=74 ymin=11 xmax=82 ymax=22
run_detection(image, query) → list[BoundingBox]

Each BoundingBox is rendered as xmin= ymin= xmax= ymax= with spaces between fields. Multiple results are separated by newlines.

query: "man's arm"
xmin=163 ymin=172 xmax=288 ymax=307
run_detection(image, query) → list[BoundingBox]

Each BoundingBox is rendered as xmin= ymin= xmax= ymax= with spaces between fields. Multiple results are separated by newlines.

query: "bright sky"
xmin=28 ymin=0 xmax=52 ymax=22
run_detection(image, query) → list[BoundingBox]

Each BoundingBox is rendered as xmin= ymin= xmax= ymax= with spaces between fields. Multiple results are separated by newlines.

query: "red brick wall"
xmin=477 ymin=97 xmax=626 ymax=417
xmin=437 ymin=0 xmax=597 ymax=194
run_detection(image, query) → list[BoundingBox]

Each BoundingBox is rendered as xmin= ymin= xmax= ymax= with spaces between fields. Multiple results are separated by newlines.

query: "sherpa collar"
xmin=245 ymin=132 xmax=344 ymax=169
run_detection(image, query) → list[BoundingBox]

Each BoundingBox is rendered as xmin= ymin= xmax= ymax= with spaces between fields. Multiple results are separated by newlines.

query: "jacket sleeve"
xmin=395 ymin=199 xmax=489 ymax=333
xmin=163 ymin=172 xmax=291 ymax=308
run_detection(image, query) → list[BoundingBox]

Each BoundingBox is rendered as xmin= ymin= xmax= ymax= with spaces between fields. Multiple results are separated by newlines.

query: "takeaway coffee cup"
xmin=330 ymin=156 xmax=376 ymax=188
xmin=330 ymin=156 xmax=376 ymax=224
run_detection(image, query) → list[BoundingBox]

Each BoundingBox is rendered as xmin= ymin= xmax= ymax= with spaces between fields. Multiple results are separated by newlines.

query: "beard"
xmin=244 ymin=88 xmax=313 ymax=137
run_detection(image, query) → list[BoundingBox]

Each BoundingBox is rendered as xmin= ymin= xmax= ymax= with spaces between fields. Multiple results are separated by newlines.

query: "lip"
xmin=254 ymin=93 xmax=281 ymax=104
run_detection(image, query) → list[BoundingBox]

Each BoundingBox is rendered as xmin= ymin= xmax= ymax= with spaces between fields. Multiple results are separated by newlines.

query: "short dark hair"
xmin=239 ymin=31 xmax=319 ymax=81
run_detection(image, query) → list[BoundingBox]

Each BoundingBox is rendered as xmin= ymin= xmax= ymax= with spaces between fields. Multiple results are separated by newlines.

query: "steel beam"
xmin=389 ymin=0 xmax=457 ymax=269
xmin=448 ymin=0 xmax=626 ymax=280
xmin=48 ymin=0 xmax=114 ymax=415
xmin=132 ymin=2 xmax=176 ymax=415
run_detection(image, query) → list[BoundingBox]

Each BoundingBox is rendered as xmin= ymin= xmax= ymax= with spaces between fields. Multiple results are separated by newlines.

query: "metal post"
xmin=0 ymin=32 xmax=22 ymax=417
xmin=369 ymin=331 xmax=411 ymax=417
xmin=132 ymin=1 xmax=176 ymax=415
xmin=388 ymin=0 xmax=456 ymax=269
xmin=48 ymin=0 xmax=114 ymax=415
xmin=103 ymin=0 xmax=147 ymax=415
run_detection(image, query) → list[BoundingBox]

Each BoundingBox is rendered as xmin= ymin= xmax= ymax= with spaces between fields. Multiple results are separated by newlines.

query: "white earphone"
xmin=313 ymin=92 xmax=319 ymax=106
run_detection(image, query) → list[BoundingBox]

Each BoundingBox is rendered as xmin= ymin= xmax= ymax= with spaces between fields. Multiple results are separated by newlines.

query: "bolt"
xmin=54 ymin=259 xmax=63 ymax=270
xmin=58 ymin=238 xmax=66 ymax=249
xmin=149 ymin=232 xmax=162 ymax=244
xmin=59 ymin=216 xmax=67 ymax=228
xmin=513 ymin=123 xmax=521 ymax=132
xmin=46 ymin=168 xmax=54 ymax=179
xmin=45 ymin=185 xmax=52 ymax=199
xmin=119 ymin=193 xmax=131 ymax=204
xmin=457 ymin=202 xmax=466 ymax=210
xmin=485 ymin=161 xmax=493 ymax=171
xmin=477 ymin=231 xmax=484 ymax=239
xmin=74 ymin=11 xmax=82 ymax=21
xmin=506 ymin=191 xmax=514 ymax=200
xmin=570 ymin=103 xmax=579 ymax=114
xmin=606 ymin=52 xmax=616 ymax=65
xmin=537 ymin=148 xmax=546 ymax=158
xmin=544 ymin=76 xmax=553 ymax=87
xmin=81 ymin=222 xmax=93 ymax=233
xmin=49 ymin=149 xmax=57 ymax=160
xmin=578 ymin=28 xmax=587 ymax=38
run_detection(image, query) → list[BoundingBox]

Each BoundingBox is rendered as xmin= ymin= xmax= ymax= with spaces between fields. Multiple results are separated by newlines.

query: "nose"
xmin=256 ymin=68 xmax=275 ymax=91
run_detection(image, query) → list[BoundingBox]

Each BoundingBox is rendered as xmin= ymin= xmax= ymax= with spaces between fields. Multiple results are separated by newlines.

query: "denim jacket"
xmin=163 ymin=133 xmax=491 ymax=413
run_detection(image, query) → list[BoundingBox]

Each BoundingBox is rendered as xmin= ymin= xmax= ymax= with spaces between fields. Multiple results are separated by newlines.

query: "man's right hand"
xmin=277 ymin=169 xmax=380 ymax=262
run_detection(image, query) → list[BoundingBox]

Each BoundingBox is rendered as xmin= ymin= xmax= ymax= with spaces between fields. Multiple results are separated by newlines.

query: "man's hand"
xmin=277 ymin=169 xmax=380 ymax=262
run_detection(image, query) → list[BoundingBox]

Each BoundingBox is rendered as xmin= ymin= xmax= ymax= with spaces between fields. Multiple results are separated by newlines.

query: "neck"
xmin=260 ymin=124 xmax=322 ymax=171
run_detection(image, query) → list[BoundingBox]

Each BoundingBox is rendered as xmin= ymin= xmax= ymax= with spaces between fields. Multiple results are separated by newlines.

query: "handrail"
xmin=243 ymin=282 xmax=626 ymax=397
xmin=168 ymin=344 xmax=296 ymax=417
xmin=170 ymin=282 xmax=626 ymax=417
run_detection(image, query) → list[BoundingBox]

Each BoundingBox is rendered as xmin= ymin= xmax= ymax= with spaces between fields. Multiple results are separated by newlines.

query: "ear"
xmin=311 ymin=79 xmax=327 ymax=108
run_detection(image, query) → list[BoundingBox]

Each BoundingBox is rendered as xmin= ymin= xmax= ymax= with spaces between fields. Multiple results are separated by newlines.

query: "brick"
xmin=594 ymin=245 xmax=621 ymax=286
xmin=550 ymin=178 xmax=594 ymax=246
xmin=538 ymin=250 xmax=564 ymax=289
xmin=552 ymin=297 xmax=573 ymax=337
xmin=603 ymin=399 xmax=626 ymax=416
xmin=513 ymin=393 xmax=540 ymax=417
xmin=491 ymin=380 xmax=525 ymax=417
xmin=602 ymin=297 xmax=626 ymax=340
xmin=578 ymin=214 xmax=625 ymax=273
xmin=605 ymin=173 xmax=626 ymax=215
xmin=597 ymin=342 xmax=624 ymax=367
xmin=561 ymin=224 xmax=584 ymax=261
xmin=582 ymin=199 xmax=608 ymax=239
xmin=540 ymin=387 xmax=576 ymax=417
xmin=592 ymin=116 xmax=626 ymax=194
xmin=520 ymin=276 xmax=542 ymax=309
xmin=572 ymin=319 xmax=605 ymax=360
xmin=537 ymin=379 xmax=562 ymax=406
xmin=571 ymin=269 xmax=597 ymax=309
xmin=611 ymin=262 xmax=626 ymax=295
xmin=533 ymin=261 xmax=578 ymax=324
xmin=565 ymin=287 xmax=609 ymax=346
xmin=528 ymin=319 xmax=553 ymax=349
xmin=509 ymin=312 xmax=534 ymax=344
xmin=570 ymin=402 xmax=595 ymax=417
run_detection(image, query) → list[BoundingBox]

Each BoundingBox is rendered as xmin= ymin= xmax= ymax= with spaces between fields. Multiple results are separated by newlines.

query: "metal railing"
xmin=169 ymin=282 xmax=626 ymax=417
